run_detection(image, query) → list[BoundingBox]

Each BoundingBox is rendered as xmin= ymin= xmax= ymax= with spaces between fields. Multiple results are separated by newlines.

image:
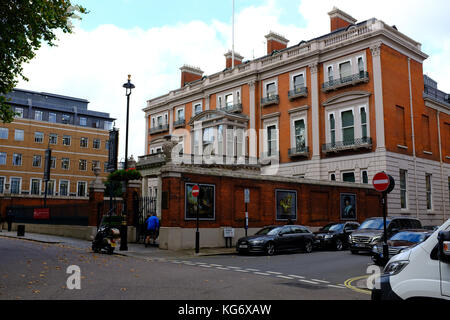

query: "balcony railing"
xmin=261 ymin=94 xmax=279 ymax=107
xmin=322 ymin=71 xmax=369 ymax=92
xmin=218 ymin=103 xmax=243 ymax=113
xmin=173 ymin=119 xmax=185 ymax=128
xmin=149 ymin=124 xmax=169 ymax=135
xmin=322 ymin=137 xmax=372 ymax=153
xmin=288 ymin=146 xmax=309 ymax=158
xmin=288 ymin=86 xmax=308 ymax=100
xmin=424 ymin=85 xmax=450 ymax=105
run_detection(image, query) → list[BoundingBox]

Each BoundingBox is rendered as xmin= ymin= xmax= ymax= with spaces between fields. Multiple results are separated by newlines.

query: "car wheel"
xmin=304 ymin=240 xmax=313 ymax=253
xmin=335 ymin=239 xmax=343 ymax=251
xmin=265 ymin=242 xmax=275 ymax=256
xmin=351 ymin=250 xmax=359 ymax=254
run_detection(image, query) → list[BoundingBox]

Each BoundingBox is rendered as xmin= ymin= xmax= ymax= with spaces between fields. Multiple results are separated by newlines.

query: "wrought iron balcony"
xmin=218 ymin=103 xmax=243 ymax=113
xmin=149 ymin=124 xmax=169 ymax=135
xmin=261 ymin=94 xmax=279 ymax=107
xmin=288 ymin=86 xmax=308 ymax=101
xmin=288 ymin=146 xmax=309 ymax=158
xmin=322 ymin=137 xmax=372 ymax=153
xmin=173 ymin=118 xmax=185 ymax=128
xmin=424 ymin=84 xmax=450 ymax=105
xmin=322 ymin=71 xmax=369 ymax=92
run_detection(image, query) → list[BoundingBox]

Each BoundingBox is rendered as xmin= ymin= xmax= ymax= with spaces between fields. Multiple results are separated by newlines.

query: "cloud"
xmin=17 ymin=0 xmax=450 ymax=161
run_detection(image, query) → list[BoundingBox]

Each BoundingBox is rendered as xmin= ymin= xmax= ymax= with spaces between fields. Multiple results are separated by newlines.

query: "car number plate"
xmin=239 ymin=245 xmax=248 ymax=249
xmin=355 ymin=243 xmax=364 ymax=247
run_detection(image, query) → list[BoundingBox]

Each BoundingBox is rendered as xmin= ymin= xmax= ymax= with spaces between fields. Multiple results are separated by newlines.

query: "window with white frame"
xmin=342 ymin=172 xmax=355 ymax=183
xmin=92 ymin=160 xmax=100 ymax=171
xmin=177 ymin=108 xmax=185 ymax=120
xmin=49 ymin=133 xmax=57 ymax=145
xmin=294 ymin=119 xmax=306 ymax=151
xmin=50 ymin=156 xmax=56 ymax=169
xmin=63 ymin=135 xmax=71 ymax=146
xmin=93 ymin=139 xmax=100 ymax=149
xmin=329 ymin=114 xmax=336 ymax=145
xmin=226 ymin=126 xmax=234 ymax=157
xmin=59 ymin=180 xmax=69 ymax=196
xmin=15 ymin=108 xmax=23 ymax=118
xmin=327 ymin=66 xmax=333 ymax=82
xmin=225 ymin=94 xmax=233 ymax=107
xmin=236 ymin=91 xmax=241 ymax=103
xmin=267 ymin=125 xmax=278 ymax=156
xmin=34 ymin=110 xmax=43 ymax=121
xmin=79 ymin=159 xmax=87 ymax=171
xmin=217 ymin=125 xmax=223 ymax=156
xmin=293 ymin=74 xmax=305 ymax=90
xmin=157 ymin=116 xmax=162 ymax=126
xmin=13 ymin=153 xmax=22 ymax=166
xmin=62 ymin=114 xmax=70 ymax=124
xmin=61 ymin=158 xmax=70 ymax=170
xmin=361 ymin=107 xmax=367 ymax=139
xmin=400 ymin=169 xmax=407 ymax=209
xmin=0 ymin=128 xmax=8 ymax=139
xmin=235 ymin=128 xmax=244 ymax=158
xmin=358 ymin=57 xmax=364 ymax=76
xmin=79 ymin=117 xmax=87 ymax=126
xmin=49 ymin=113 xmax=57 ymax=123
xmin=14 ymin=129 xmax=24 ymax=141
xmin=194 ymin=103 xmax=202 ymax=115
xmin=32 ymin=155 xmax=42 ymax=167
xmin=0 ymin=152 xmax=6 ymax=165
xmin=266 ymin=82 xmax=277 ymax=98
xmin=80 ymin=137 xmax=88 ymax=148
xmin=46 ymin=180 xmax=55 ymax=196
xmin=77 ymin=181 xmax=87 ymax=197
xmin=218 ymin=97 xmax=222 ymax=108
xmin=30 ymin=179 xmax=41 ymax=195
xmin=34 ymin=132 xmax=44 ymax=143
xmin=426 ymin=174 xmax=432 ymax=210
xmin=341 ymin=110 xmax=354 ymax=143
xmin=361 ymin=170 xmax=369 ymax=184
xmin=330 ymin=173 xmax=336 ymax=181
xmin=10 ymin=177 xmax=21 ymax=194
xmin=339 ymin=61 xmax=352 ymax=80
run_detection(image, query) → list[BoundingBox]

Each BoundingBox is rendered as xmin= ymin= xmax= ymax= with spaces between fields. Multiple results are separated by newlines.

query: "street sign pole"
xmin=244 ymin=189 xmax=250 ymax=237
xmin=382 ymin=192 xmax=389 ymax=264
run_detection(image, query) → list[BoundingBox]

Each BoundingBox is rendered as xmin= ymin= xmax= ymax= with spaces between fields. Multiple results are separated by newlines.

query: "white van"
xmin=372 ymin=218 xmax=450 ymax=300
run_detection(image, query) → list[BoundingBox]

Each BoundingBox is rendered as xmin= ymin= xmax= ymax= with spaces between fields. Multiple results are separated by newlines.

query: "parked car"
xmin=423 ymin=225 xmax=440 ymax=232
xmin=348 ymin=217 xmax=422 ymax=254
xmin=371 ymin=229 xmax=433 ymax=266
xmin=372 ymin=218 xmax=450 ymax=301
xmin=313 ymin=222 xmax=360 ymax=251
xmin=236 ymin=225 xmax=315 ymax=256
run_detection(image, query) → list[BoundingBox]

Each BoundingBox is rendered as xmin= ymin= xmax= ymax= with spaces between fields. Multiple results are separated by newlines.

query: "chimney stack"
xmin=180 ymin=65 xmax=204 ymax=87
xmin=265 ymin=31 xmax=289 ymax=55
xmin=328 ymin=7 xmax=357 ymax=32
xmin=224 ymin=50 xmax=244 ymax=69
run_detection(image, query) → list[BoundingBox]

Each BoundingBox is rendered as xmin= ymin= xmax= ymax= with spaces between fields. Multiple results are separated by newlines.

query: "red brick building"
xmin=142 ymin=8 xmax=449 ymax=227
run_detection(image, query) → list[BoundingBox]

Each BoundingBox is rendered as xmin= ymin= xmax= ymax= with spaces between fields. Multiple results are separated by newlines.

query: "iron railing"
xmin=218 ymin=103 xmax=243 ymax=113
xmin=322 ymin=137 xmax=372 ymax=153
xmin=424 ymin=85 xmax=450 ymax=105
xmin=149 ymin=124 xmax=169 ymax=135
xmin=322 ymin=71 xmax=369 ymax=92
xmin=288 ymin=86 xmax=308 ymax=100
xmin=261 ymin=94 xmax=279 ymax=107
xmin=288 ymin=146 xmax=309 ymax=157
xmin=173 ymin=118 xmax=185 ymax=128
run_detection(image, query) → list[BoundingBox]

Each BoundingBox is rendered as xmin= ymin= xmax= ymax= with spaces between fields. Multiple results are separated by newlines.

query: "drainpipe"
xmin=407 ymin=58 xmax=419 ymax=219
xmin=437 ymin=111 xmax=447 ymax=223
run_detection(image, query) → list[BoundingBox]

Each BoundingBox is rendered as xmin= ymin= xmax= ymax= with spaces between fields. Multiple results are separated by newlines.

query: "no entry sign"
xmin=373 ymin=172 xmax=392 ymax=193
xmin=192 ymin=184 xmax=200 ymax=198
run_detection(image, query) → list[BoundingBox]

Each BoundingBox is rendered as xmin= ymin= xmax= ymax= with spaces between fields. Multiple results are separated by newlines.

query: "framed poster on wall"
xmin=340 ymin=193 xmax=357 ymax=220
xmin=275 ymin=189 xmax=297 ymax=221
xmin=185 ymin=183 xmax=215 ymax=220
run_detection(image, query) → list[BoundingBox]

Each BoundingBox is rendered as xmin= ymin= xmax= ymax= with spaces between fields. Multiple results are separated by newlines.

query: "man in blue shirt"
xmin=145 ymin=213 xmax=160 ymax=247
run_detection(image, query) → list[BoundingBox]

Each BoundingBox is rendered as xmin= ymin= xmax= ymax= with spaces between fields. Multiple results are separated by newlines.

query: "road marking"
xmin=328 ymin=284 xmax=347 ymax=289
xmin=234 ymin=269 xmax=249 ymax=273
xmin=277 ymin=275 xmax=294 ymax=280
xmin=195 ymin=262 xmax=207 ymax=265
xmin=344 ymin=275 xmax=371 ymax=295
xmin=266 ymin=271 xmax=283 ymax=275
xmin=227 ymin=266 xmax=241 ymax=269
xmin=311 ymin=279 xmax=330 ymax=284
xmin=299 ymin=279 xmax=320 ymax=285
xmin=199 ymin=264 xmax=212 ymax=268
xmin=245 ymin=268 xmax=260 ymax=272
xmin=215 ymin=267 xmax=229 ymax=270
xmin=253 ymin=272 xmax=271 ymax=276
xmin=288 ymin=275 xmax=305 ymax=279
xmin=209 ymin=264 xmax=223 ymax=267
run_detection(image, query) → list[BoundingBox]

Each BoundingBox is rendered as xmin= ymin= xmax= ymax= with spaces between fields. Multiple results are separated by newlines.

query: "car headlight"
xmin=325 ymin=235 xmax=333 ymax=239
xmin=348 ymin=235 xmax=353 ymax=242
xmin=372 ymin=245 xmax=378 ymax=253
xmin=249 ymin=240 xmax=264 ymax=245
xmin=370 ymin=236 xmax=382 ymax=243
xmin=384 ymin=260 xmax=409 ymax=276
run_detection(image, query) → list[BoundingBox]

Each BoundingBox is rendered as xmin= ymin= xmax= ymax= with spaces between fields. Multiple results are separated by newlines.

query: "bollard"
xmin=17 ymin=225 xmax=25 ymax=237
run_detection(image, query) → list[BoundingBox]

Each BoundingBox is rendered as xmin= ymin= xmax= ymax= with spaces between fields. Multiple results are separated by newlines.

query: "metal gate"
xmin=133 ymin=194 xmax=157 ymax=243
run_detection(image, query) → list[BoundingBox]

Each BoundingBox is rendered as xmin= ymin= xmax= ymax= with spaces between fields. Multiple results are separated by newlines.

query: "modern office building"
xmin=0 ymin=88 xmax=115 ymax=197
xmin=142 ymin=8 xmax=449 ymax=225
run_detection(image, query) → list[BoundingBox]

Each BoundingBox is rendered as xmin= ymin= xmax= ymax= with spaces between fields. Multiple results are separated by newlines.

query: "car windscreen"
xmin=255 ymin=227 xmax=282 ymax=236
xmin=390 ymin=232 xmax=427 ymax=243
xmin=321 ymin=224 xmax=344 ymax=232
xmin=359 ymin=218 xmax=391 ymax=230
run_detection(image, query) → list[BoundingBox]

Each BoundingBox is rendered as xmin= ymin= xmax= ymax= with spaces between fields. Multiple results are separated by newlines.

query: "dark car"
xmin=314 ymin=222 xmax=360 ymax=251
xmin=371 ymin=229 xmax=432 ymax=266
xmin=348 ymin=217 xmax=422 ymax=254
xmin=236 ymin=225 xmax=314 ymax=256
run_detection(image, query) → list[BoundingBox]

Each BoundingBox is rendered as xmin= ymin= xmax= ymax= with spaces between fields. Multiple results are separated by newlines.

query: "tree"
xmin=0 ymin=0 xmax=87 ymax=123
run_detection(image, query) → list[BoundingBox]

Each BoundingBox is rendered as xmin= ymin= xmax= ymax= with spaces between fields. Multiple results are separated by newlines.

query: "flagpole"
xmin=232 ymin=0 xmax=235 ymax=68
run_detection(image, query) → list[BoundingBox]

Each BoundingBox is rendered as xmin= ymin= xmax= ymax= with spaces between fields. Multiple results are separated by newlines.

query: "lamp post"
xmin=120 ymin=75 xmax=135 ymax=251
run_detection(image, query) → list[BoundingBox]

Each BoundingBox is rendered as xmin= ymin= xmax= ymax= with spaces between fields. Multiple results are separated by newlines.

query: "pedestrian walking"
xmin=6 ymin=209 xmax=14 ymax=232
xmin=145 ymin=213 xmax=160 ymax=247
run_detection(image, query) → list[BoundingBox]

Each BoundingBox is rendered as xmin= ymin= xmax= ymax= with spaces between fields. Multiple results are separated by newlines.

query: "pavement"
xmin=0 ymin=229 xmax=236 ymax=260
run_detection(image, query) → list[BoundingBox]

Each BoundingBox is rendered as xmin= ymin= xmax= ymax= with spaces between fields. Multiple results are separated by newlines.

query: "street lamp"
xmin=120 ymin=75 xmax=135 ymax=251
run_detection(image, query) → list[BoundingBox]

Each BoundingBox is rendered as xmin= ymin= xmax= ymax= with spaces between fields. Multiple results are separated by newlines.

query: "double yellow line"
xmin=344 ymin=275 xmax=372 ymax=295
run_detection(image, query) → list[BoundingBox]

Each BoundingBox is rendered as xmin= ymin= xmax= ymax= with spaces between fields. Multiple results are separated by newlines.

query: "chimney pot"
xmin=328 ymin=7 xmax=357 ymax=32
xmin=180 ymin=65 xmax=204 ymax=87
xmin=224 ymin=51 xmax=244 ymax=69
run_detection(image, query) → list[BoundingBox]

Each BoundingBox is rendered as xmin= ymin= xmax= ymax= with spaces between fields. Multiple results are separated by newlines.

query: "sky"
xmin=17 ymin=0 xmax=450 ymax=162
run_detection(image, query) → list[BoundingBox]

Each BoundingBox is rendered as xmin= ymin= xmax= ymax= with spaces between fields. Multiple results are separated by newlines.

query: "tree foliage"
xmin=0 ymin=0 xmax=87 ymax=123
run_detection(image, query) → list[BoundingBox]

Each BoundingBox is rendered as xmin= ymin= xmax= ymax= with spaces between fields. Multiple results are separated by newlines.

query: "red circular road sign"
xmin=373 ymin=172 xmax=391 ymax=192
xmin=192 ymin=185 xmax=200 ymax=198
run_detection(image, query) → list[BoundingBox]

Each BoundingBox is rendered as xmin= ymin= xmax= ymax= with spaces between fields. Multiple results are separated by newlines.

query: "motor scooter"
xmin=92 ymin=215 xmax=121 ymax=254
